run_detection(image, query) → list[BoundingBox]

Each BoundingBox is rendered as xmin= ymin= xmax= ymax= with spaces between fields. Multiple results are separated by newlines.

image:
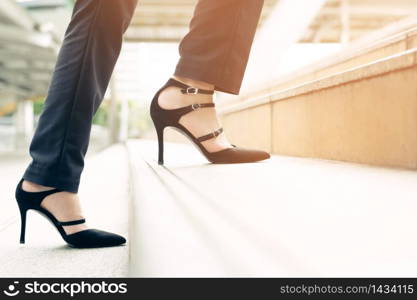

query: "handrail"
xmin=272 ymin=13 xmax=417 ymax=86
xmin=221 ymin=13 xmax=417 ymax=104
xmin=219 ymin=42 xmax=417 ymax=115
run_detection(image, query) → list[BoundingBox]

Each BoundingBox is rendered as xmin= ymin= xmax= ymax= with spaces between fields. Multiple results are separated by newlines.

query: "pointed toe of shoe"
xmin=108 ymin=233 xmax=126 ymax=246
xmin=65 ymin=229 xmax=126 ymax=248
xmin=209 ymin=147 xmax=271 ymax=164
xmin=244 ymin=148 xmax=270 ymax=163
xmin=255 ymin=150 xmax=270 ymax=161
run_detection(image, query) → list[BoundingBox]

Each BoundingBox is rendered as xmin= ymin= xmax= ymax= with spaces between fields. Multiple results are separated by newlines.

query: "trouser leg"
xmin=23 ymin=0 xmax=138 ymax=193
xmin=174 ymin=0 xmax=264 ymax=94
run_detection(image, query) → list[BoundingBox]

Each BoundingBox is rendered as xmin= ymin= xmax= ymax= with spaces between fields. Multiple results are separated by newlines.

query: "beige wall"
xmin=220 ymin=50 xmax=417 ymax=169
xmin=221 ymin=104 xmax=272 ymax=152
xmin=272 ymin=67 xmax=417 ymax=168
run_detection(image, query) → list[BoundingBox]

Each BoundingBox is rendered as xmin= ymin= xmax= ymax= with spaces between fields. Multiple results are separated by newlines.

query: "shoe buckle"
xmin=186 ymin=87 xmax=199 ymax=94
xmin=191 ymin=103 xmax=201 ymax=110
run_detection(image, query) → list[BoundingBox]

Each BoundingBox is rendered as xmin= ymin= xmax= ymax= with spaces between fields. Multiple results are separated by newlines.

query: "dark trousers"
xmin=23 ymin=0 xmax=264 ymax=193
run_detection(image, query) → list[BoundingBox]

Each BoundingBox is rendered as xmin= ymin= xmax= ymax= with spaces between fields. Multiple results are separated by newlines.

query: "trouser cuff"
xmin=23 ymin=164 xmax=80 ymax=193
xmin=175 ymin=57 xmax=241 ymax=95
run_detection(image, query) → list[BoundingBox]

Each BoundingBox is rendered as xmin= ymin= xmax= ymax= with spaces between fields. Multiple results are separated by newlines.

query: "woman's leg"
xmin=21 ymin=0 xmax=137 ymax=235
xmin=175 ymin=0 xmax=264 ymax=94
xmin=158 ymin=0 xmax=265 ymax=152
xmin=23 ymin=0 xmax=138 ymax=193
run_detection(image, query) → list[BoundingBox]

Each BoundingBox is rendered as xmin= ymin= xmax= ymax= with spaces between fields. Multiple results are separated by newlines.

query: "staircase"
xmin=0 ymin=145 xmax=130 ymax=277
xmin=127 ymin=140 xmax=417 ymax=277
xmin=219 ymin=15 xmax=417 ymax=169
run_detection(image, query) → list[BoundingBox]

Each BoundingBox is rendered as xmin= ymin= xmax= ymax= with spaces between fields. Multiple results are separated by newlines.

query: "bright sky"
xmin=113 ymin=42 xmax=180 ymax=105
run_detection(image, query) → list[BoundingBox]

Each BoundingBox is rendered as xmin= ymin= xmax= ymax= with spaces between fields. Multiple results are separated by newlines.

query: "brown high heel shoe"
xmin=150 ymin=78 xmax=270 ymax=165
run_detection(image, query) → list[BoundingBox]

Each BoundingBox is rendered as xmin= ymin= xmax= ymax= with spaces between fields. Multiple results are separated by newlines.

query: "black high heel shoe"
xmin=15 ymin=179 xmax=126 ymax=248
xmin=150 ymin=78 xmax=270 ymax=165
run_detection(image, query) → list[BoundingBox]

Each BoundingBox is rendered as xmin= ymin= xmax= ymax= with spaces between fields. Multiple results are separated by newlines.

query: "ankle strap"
xmin=16 ymin=179 xmax=62 ymax=207
xmin=166 ymin=78 xmax=214 ymax=95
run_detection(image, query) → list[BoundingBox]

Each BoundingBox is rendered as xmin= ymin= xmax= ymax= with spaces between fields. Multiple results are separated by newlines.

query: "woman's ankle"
xmin=158 ymin=84 xmax=213 ymax=109
xmin=22 ymin=180 xmax=54 ymax=192
xmin=172 ymin=75 xmax=215 ymax=90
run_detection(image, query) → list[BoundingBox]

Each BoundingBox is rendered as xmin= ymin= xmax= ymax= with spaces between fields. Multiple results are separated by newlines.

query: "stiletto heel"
xmin=155 ymin=124 xmax=165 ymax=165
xmin=150 ymin=78 xmax=270 ymax=164
xmin=19 ymin=206 xmax=27 ymax=244
xmin=15 ymin=179 xmax=126 ymax=248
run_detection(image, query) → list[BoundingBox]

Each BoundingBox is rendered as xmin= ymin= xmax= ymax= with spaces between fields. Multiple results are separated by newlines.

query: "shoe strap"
xmin=176 ymin=102 xmax=216 ymax=117
xmin=157 ymin=78 xmax=216 ymax=120
xmin=17 ymin=179 xmax=62 ymax=207
xmin=58 ymin=219 xmax=86 ymax=226
xmin=166 ymin=78 xmax=214 ymax=95
xmin=181 ymin=87 xmax=214 ymax=95
xmin=197 ymin=128 xmax=224 ymax=142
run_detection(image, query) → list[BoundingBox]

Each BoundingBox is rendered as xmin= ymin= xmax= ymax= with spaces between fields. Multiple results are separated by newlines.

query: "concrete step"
xmin=127 ymin=139 xmax=417 ymax=277
xmin=220 ymin=47 xmax=417 ymax=169
xmin=0 ymin=144 xmax=130 ymax=277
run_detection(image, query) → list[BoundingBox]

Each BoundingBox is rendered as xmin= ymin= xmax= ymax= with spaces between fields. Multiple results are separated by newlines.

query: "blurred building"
xmin=0 ymin=0 xmax=62 ymax=151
